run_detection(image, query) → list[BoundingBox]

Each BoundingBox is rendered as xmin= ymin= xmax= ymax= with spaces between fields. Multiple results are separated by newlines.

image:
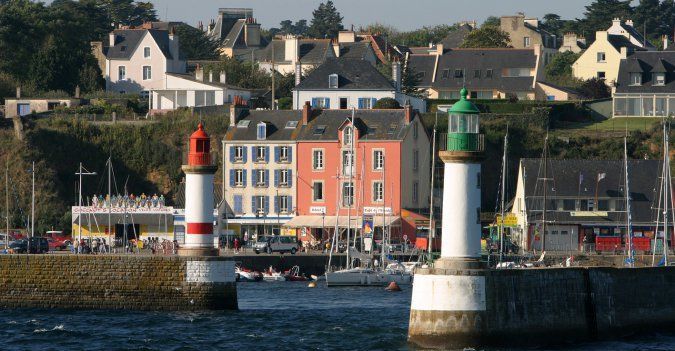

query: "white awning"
xmin=283 ymin=215 xmax=400 ymax=228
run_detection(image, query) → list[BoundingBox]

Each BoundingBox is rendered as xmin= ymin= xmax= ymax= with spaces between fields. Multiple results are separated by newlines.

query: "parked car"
xmin=9 ymin=237 xmax=49 ymax=254
xmin=47 ymin=238 xmax=70 ymax=251
xmin=254 ymin=235 xmax=299 ymax=254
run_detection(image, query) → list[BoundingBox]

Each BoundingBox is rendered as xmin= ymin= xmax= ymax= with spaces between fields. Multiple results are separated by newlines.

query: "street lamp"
xmin=75 ymin=162 xmax=97 ymax=249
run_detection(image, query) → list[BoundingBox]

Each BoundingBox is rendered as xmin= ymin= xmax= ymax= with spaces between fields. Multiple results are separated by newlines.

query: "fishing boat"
xmin=235 ymin=264 xmax=262 ymax=282
xmin=262 ymin=266 xmax=287 ymax=282
xmin=284 ymin=266 xmax=310 ymax=282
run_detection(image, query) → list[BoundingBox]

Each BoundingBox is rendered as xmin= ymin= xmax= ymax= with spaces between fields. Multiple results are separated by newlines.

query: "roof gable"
xmin=295 ymin=58 xmax=394 ymax=90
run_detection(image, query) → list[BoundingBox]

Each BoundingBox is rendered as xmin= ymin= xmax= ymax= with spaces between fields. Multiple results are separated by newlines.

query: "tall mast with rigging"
xmin=624 ymin=137 xmax=634 ymax=267
xmin=499 ymin=126 xmax=508 ymax=263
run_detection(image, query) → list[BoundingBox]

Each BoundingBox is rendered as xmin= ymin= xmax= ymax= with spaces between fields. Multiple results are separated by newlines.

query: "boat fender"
xmin=308 ymin=282 xmax=317 ymax=288
xmin=385 ymin=281 xmax=401 ymax=292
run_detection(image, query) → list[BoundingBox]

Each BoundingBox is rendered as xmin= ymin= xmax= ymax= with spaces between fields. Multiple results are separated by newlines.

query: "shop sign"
xmin=310 ymin=206 xmax=326 ymax=214
xmin=363 ymin=207 xmax=392 ymax=215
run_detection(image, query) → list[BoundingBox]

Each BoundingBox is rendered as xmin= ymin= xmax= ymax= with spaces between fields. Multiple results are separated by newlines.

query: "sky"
xmin=146 ymin=0 xmax=598 ymax=31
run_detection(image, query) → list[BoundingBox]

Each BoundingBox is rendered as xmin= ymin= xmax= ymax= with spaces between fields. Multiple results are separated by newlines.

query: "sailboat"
xmin=652 ymin=121 xmax=673 ymax=266
xmin=325 ymin=109 xmax=412 ymax=287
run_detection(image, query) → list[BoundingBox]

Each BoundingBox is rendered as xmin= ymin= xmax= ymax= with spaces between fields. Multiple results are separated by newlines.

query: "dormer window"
xmin=329 ymin=74 xmax=338 ymax=89
xmin=630 ymin=72 xmax=642 ymax=86
xmin=343 ymin=126 xmax=353 ymax=146
xmin=654 ymin=72 xmax=666 ymax=86
xmin=256 ymin=122 xmax=267 ymax=140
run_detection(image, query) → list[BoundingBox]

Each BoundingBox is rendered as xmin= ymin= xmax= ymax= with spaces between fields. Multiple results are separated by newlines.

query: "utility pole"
xmin=75 ymin=162 xmax=97 ymax=247
xmin=427 ymin=112 xmax=437 ymax=256
xmin=271 ymin=43 xmax=276 ymax=110
xmin=30 ymin=161 xmax=35 ymax=239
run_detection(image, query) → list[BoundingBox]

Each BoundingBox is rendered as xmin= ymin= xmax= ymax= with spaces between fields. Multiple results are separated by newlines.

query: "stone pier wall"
xmin=0 ymin=255 xmax=237 ymax=311
xmin=409 ymin=266 xmax=675 ymax=349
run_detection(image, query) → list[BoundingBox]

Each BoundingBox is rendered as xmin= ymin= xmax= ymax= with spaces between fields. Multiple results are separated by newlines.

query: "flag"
xmin=579 ymin=173 xmax=584 ymax=185
xmin=597 ymin=173 xmax=606 ymax=182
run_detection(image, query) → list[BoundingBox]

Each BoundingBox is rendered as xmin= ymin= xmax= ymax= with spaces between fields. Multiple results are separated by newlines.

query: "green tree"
xmin=204 ymin=57 xmax=271 ymax=90
xmin=578 ymin=78 xmax=610 ymax=99
xmin=482 ymin=16 xmax=501 ymax=28
xmin=374 ymin=97 xmax=401 ymax=109
xmin=460 ymin=26 xmax=511 ymax=48
xmin=308 ymin=0 xmax=343 ymax=39
xmin=657 ymin=0 xmax=675 ymax=38
xmin=97 ymin=0 xmax=157 ymax=27
xmin=634 ymin=0 xmax=660 ymax=39
xmin=401 ymin=65 xmax=424 ymax=98
xmin=77 ymin=57 xmax=105 ymax=93
xmin=545 ymin=51 xmax=582 ymax=87
xmin=174 ymin=23 xmax=219 ymax=60
xmin=578 ymin=0 xmax=632 ymax=41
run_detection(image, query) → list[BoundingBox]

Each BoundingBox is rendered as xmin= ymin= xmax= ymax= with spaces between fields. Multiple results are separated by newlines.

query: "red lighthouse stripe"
xmin=187 ymin=222 xmax=213 ymax=234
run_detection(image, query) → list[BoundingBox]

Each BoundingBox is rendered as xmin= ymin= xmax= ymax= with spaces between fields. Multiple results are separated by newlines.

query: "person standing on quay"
xmin=234 ymin=237 xmax=240 ymax=254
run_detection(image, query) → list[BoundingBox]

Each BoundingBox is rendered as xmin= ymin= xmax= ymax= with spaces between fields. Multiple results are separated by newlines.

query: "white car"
xmin=253 ymin=235 xmax=299 ymax=254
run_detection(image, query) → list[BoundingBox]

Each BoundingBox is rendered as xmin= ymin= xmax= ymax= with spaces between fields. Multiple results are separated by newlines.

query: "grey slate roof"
xmin=408 ymin=49 xmax=537 ymax=91
xmin=617 ymin=23 xmax=656 ymax=50
xmin=607 ymin=35 xmax=646 ymax=52
xmin=296 ymin=109 xmax=412 ymax=141
xmin=615 ymin=51 xmax=675 ymax=93
xmin=520 ymin=159 xmax=660 ymax=225
xmin=221 ymin=20 xmax=268 ymax=50
xmin=338 ymin=42 xmax=374 ymax=60
xmin=440 ymin=24 xmax=473 ymax=48
xmin=106 ymin=29 xmax=173 ymax=60
xmin=295 ymin=58 xmax=394 ymax=91
xmin=224 ymin=110 xmax=303 ymax=141
xmin=165 ymin=73 xmax=248 ymax=90
xmin=250 ymin=39 xmax=334 ymax=64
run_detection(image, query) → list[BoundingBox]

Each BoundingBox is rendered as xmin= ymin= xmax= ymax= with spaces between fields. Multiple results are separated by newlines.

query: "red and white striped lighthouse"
xmin=179 ymin=123 xmax=218 ymax=256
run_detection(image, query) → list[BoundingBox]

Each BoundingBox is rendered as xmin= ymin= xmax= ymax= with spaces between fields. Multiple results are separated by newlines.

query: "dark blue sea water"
xmin=1 ymin=282 xmax=674 ymax=351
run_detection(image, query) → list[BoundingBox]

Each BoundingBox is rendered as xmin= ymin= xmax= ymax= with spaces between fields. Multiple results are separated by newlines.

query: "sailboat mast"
xmin=382 ymin=152 xmax=387 ymax=267
xmin=542 ymin=135 xmax=548 ymax=253
xmin=346 ymin=108 xmax=355 ymax=269
xmin=499 ymin=127 xmax=508 ymax=263
xmin=664 ymin=124 xmax=670 ymax=266
xmin=427 ymin=113 xmax=437 ymax=256
xmin=624 ymin=137 xmax=634 ymax=267
xmin=5 ymin=161 xmax=9 ymax=250
xmin=31 ymin=161 xmax=35 ymax=239
xmin=108 ymin=157 xmax=112 ymax=251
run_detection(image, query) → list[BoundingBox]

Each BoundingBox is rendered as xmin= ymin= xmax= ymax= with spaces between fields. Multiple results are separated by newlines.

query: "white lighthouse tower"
xmin=179 ymin=122 xmax=218 ymax=256
xmin=408 ymin=88 xmax=486 ymax=348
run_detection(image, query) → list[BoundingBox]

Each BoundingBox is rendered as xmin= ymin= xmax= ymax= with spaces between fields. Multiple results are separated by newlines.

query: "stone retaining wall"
xmin=0 ymin=255 xmax=237 ymax=311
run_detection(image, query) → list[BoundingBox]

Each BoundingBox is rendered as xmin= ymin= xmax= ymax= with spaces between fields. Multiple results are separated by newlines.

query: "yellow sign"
xmin=282 ymin=228 xmax=297 ymax=236
xmin=495 ymin=214 xmax=518 ymax=226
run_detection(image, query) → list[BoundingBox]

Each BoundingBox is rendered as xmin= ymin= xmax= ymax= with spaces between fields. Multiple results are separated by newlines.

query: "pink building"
xmin=284 ymin=103 xmax=431 ymax=245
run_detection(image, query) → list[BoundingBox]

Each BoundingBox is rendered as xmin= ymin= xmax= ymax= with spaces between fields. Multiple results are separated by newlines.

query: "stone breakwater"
xmin=408 ymin=266 xmax=675 ymax=349
xmin=0 ymin=255 xmax=237 ymax=311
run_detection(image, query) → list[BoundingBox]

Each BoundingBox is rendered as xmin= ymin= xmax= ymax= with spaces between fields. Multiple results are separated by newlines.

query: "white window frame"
xmin=279 ymin=169 xmax=289 ymax=186
xmin=361 ymin=98 xmax=373 ymax=109
xmin=234 ymin=169 xmax=244 ymax=186
xmin=329 ymin=73 xmax=338 ymax=88
xmin=630 ymin=73 xmax=642 ymax=86
xmin=342 ymin=150 xmax=354 ymax=176
xmin=313 ymin=181 xmax=325 ymax=202
xmin=343 ymin=126 xmax=353 ymax=146
xmin=312 ymin=149 xmax=324 ymax=170
xmin=234 ymin=146 xmax=244 ymax=162
xmin=279 ymin=196 xmax=289 ymax=213
xmin=255 ymin=196 xmax=265 ymax=214
xmin=279 ymin=146 xmax=289 ymax=162
xmin=654 ymin=73 xmax=666 ymax=86
xmin=523 ymin=36 xmax=531 ymax=47
xmin=256 ymin=122 xmax=266 ymax=140
xmin=142 ymin=66 xmax=152 ymax=80
xmin=144 ymin=46 xmax=151 ymax=58
xmin=412 ymin=181 xmax=419 ymax=203
xmin=255 ymin=169 xmax=266 ymax=186
xmin=597 ymin=52 xmax=606 ymax=63
xmin=342 ymin=181 xmax=354 ymax=207
xmin=373 ymin=149 xmax=384 ymax=171
xmin=118 ymin=66 xmax=126 ymax=81
xmin=255 ymin=146 xmax=266 ymax=162
xmin=373 ymin=181 xmax=384 ymax=202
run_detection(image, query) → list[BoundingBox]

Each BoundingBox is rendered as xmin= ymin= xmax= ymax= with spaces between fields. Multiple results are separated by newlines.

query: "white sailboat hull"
xmin=325 ymin=269 xmax=412 ymax=287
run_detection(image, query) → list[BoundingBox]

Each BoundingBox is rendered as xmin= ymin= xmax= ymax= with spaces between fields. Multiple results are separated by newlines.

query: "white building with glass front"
xmin=613 ymin=52 xmax=675 ymax=117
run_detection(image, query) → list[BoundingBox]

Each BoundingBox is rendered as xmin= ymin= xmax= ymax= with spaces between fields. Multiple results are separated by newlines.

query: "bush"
xmin=277 ymin=97 xmax=292 ymax=110
xmin=374 ymin=97 xmax=401 ymax=109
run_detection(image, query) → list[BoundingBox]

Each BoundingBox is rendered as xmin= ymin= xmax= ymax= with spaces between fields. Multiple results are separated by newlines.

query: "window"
xmin=343 ymin=126 xmax=353 ymax=146
xmin=118 ymin=66 xmax=126 ymax=80
xmin=142 ymin=66 xmax=152 ymax=80
xmin=597 ymin=52 xmax=606 ymax=62
xmin=413 ymin=149 xmax=419 ymax=171
xmin=473 ymin=70 xmax=481 ymax=78
xmin=413 ymin=123 xmax=418 ymax=139
xmin=454 ymin=69 xmax=464 ymax=78
xmin=279 ymin=146 xmax=289 ymax=162
xmin=563 ymin=199 xmax=576 ymax=211
xmin=342 ymin=182 xmax=354 ymax=207
xmin=329 ymin=73 xmax=338 ymax=88
xmin=313 ymin=149 xmax=324 ymax=170
xmin=654 ymin=73 xmax=666 ymax=86
xmin=255 ymin=169 xmax=266 ymax=186
xmin=313 ymin=182 xmax=324 ymax=201
xmin=254 ymin=196 xmax=266 ymax=214
xmin=255 ymin=146 xmax=266 ymax=162
xmin=597 ymin=71 xmax=606 ymax=79
xmin=234 ymin=146 xmax=244 ymax=162
xmin=358 ymin=98 xmax=374 ymax=109
xmin=630 ymin=72 xmax=642 ymax=85
xmin=441 ymin=69 xmax=450 ymax=79
xmin=412 ymin=182 xmax=419 ymax=203
xmin=234 ymin=169 xmax=244 ymax=186
xmin=312 ymin=97 xmax=330 ymax=108
xmin=524 ymin=36 xmax=531 ymax=47
xmin=278 ymin=196 xmax=290 ymax=213
xmin=339 ymin=97 xmax=348 ymax=109
xmin=233 ymin=195 xmax=243 ymax=214
xmin=279 ymin=169 xmax=289 ymax=186
xmin=342 ymin=150 xmax=354 ymax=176
xmin=504 ymin=68 xmax=531 ymax=77
xmin=144 ymin=47 xmax=150 ymax=58
xmin=256 ymin=122 xmax=266 ymax=140
xmin=486 ymin=69 xmax=493 ymax=78
xmin=373 ymin=150 xmax=384 ymax=170
xmin=373 ymin=181 xmax=384 ymax=202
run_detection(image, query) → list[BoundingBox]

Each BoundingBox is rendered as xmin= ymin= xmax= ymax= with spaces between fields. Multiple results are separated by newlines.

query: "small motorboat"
xmin=235 ymin=265 xmax=263 ymax=282
xmin=262 ymin=265 xmax=287 ymax=282
xmin=284 ymin=266 xmax=309 ymax=282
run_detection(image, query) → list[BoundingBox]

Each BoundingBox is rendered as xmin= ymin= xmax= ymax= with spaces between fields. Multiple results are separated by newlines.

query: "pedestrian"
xmin=234 ymin=237 xmax=240 ymax=253
xmin=74 ymin=239 xmax=79 ymax=254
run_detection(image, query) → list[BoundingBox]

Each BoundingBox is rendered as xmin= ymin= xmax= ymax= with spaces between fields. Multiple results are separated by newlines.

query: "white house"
xmin=292 ymin=58 xmax=426 ymax=112
xmin=91 ymin=24 xmax=186 ymax=96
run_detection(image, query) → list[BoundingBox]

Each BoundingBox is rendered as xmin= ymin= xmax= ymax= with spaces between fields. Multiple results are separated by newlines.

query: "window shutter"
xmin=288 ymin=146 xmax=293 ymax=163
xmin=264 ymin=196 xmax=269 ymax=214
xmin=252 ymin=196 xmax=256 ymax=213
xmin=234 ymin=195 xmax=242 ymax=214
xmin=288 ymin=196 xmax=293 ymax=213
xmin=229 ymin=170 xmax=235 ymax=186
xmin=274 ymin=146 xmax=280 ymax=163
xmin=242 ymin=147 xmax=247 ymax=162
xmin=358 ymin=98 xmax=364 ymax=109
xmin=265 ymin=147 xmax=269 ymax=163
xmin=311 ymin=98 xmax=317 ymax=107
xmin=242 ymin=170 xmax=247 ymax=187
xmin=229 ymin=146 xmax=235 ymax=162
xmin=274 ymin=170 xmax=280 ymax=187
xmin=325 ymin=98 xmax=330 ymax=108
xmin=264 ymin=170 xmax=269 ymax=187
xmin=371 ymin=98 xmax=377 ymax=109
xmin=274 ymin=196 xmax=279 ymax=214
xmin=288 ymin=170 xmax=293 ymax=187
xmin=251 ymin=169 xmax=256 ymax=187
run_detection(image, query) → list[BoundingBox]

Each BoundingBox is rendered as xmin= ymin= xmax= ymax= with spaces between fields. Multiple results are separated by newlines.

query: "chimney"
xmin=436 ymin=43 xmax=444 ymax=55
xmin=209 ymin=70 xmax=213 ymax=82
xmin=285 ymin=35 xmax=299 ymax=64
xmin=612 ymin=18 xmax=621 ymax=27
xmin=620 ymin=46 xmax=628 ymax=59
xmin=229 ymin=96 xmax=249 ymax=127
xmin=664 ymin=35 xmax=669 ymax=50
xmin=75 ymin=85 xmax=80 ymax=99
xmin=626 ymin=19 xmax=634 ymax=27
xmin=220 ymin=71 xmax=226 ymax=84
xmin=244 ymin=18 xmax=261 ymax=47
xmin=392 ymin=59 xmax=401 ymax=92
xmin=338 ymin=30 xmax=356 ymax=43
xmin=404 ymin=101 xmax=413 ymax=124
xmin=109 ymin=32 xmax=116 ymax=46
xmin=294 ymin=62 xmax=302 ymax=86
xmin=332 ymin=39 xmax=340 ymax=57
xmin=16 ymin=86 xmax=21 ymax=99
xmin=302 ymin=101 xmax=311 ymax=125
xmin=195 ymin=64 xmax=204 ymax=81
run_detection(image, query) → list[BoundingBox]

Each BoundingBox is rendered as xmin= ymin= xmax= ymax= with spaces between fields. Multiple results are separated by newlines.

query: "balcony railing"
xmin=446 ymin=133 xmax=484 ymax=152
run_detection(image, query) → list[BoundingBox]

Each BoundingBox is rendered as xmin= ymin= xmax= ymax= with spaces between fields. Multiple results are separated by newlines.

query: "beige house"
xmin=4 ymin=97 xmax=82 ymax=118
xmin=559 ymin=33 xmax=587 ymax=54
xmin=500 ymin=14 xmax=559 ymax=64
xmin=91 ymin=24 xmax=186 ymax=96
xmin=572 ymin=19 xmax=655 ymax=84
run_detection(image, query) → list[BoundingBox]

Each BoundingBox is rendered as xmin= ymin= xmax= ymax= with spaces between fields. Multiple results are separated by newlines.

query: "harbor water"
xmin=1 ymin=282 xmax=674 ymax=351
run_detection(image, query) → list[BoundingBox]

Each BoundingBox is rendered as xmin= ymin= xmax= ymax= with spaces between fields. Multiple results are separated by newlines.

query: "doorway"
xmin=339 ymin=98 xmax=348 ymax=109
